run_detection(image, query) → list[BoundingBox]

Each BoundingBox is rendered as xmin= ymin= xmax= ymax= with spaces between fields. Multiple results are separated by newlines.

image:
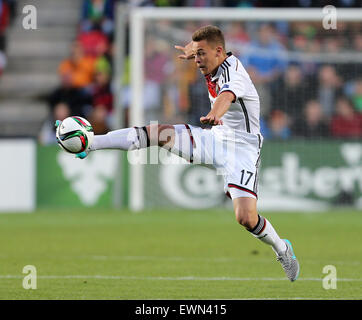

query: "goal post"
xmin=129 ymin=9 xmax=146 ymax=212
xmin=122 ymin=7 xmax=362 ymax=212
xmin=112 ymin=3 xmax=128 ymax=209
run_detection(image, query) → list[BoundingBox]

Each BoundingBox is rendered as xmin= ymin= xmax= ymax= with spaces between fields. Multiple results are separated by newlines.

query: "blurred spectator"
xmin=58 ymin=41 xmax=96 ymax=88
xmin=255 ymin=0 xmax=292 ymax=6
xmin=262 ymin=109 xmax=291 ymax=140
xmin=291 ymin=22 xmax=317 ymax=43
xmin=48 ymin=72 xmax=92 ymax=117
xmin=316 ymin=65 xmax=343 ymax=119
xmin=77 ymin=30 xmax=109 ymax=57
xmin=225 ymin=22 xmax=250 ymax=56
xmin=53 ymin=103 xmax=71 ymax=122
xmin=259 ymin=116 xmax=268 ymax=137
xmin=227 ymin=22 xmax=250 ymax=44
xmin=95 ymin=54 xmax=112 ymax=76
xmin=187 ymin=68 xmax=210 ymax=126
xmin=39 ymin=103 xmax=72 ymax=145
xmin=223 ymin=0 xmax=256 ymax=7
xmin=80 ymin=0 xmax=115 ymax=37
xmin=330 ymin=96 xmax=362 ymax=138
xmin=323 ymin=35 xmax=343 ymax=54
xmin=289 ymin=22 xmax=321 ymax=75
xmin=353 ymin=34 xmax=362 ymax=52
xmin=127 ymin=0 xmax=156 ymax=6
xmin=241 ymin=23 xmax=287 ymax=84
xmin=290 ymin=35 xmax=320 ymax=76
xmin=271 ymin=64 xmax=309 ymax=122
xmin=0 ymin=48 xmax=5 ymax=75
xmin=40 ymin=71 xmax=93 ymax=145
xmin=88 ymin=105 xmax=110 ymax=134
xmin=283 ymin=0 xmax=362 ymax=7
xmin=351 ymin=78 xmax=362 ymax=113
xmin=337 ymin=0 xmax=362 ymax=7
xmin=145 ymin=36 xmax=170 ymax=85
xmin=352 ymin=35 xmax=362 ymax=78
xmin=87 ymin=69 xmax=113 ymax=114
xmin=336 ymin=34 xmax=362 ymax=82
xmin=0 ymin=0 xmax=10 ymax=52
xmin=240 ymin=23 xmax=287 ymax=117
xmin=182 ymin=0 xmax=223 ymax=5
xmin=291 ymin=33 xmax=309 ymax=52
xmin=144 ymin=36 xmax=172 ymax=122
xmin=6 ymin=0 xmax=15 ymax=23
xmin=294 ymin=100 xmax=329 ymax=138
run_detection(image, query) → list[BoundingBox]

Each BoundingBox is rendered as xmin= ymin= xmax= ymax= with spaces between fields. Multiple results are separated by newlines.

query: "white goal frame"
xmin=126 ymin=7 xmax=362 ymax=211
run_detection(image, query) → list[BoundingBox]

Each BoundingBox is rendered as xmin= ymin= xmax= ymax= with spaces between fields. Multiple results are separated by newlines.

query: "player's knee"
xmin=235 ymin=207 xmax=257 ymax=230
xmin=146 ymin=124 xmax=174 ymax=148
xmin=159 ymin=125 xmax=175 ymax=148
xmin=146 ymin=123 xmax=175 ymax=147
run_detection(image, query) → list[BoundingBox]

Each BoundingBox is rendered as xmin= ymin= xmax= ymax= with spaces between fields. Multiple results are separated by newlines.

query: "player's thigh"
xmin=225 ymin=143 xmax=260 ymax=199
xmin=191 ymin=126 xmax=220 ymax=165
xmin=170 ymin=125 xmax=216 ymax=164
xmin=225 ymin=143 xmax=260 ymax=229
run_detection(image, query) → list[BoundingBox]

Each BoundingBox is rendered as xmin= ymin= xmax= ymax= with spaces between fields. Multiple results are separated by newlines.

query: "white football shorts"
xmin=170 ymin=124 xmax=262 ymax=200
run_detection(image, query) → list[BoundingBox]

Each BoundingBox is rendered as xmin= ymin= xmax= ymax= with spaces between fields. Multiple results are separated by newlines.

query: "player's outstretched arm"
xmin=200 ymin=91 xmax=235 ymax=126
xmin=174 ymin=41 xmax=195 ymax=60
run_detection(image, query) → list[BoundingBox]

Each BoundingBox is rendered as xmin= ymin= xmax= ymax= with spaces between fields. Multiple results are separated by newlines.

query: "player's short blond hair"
xmin=192 ymin=25 xmax=225 ymax=49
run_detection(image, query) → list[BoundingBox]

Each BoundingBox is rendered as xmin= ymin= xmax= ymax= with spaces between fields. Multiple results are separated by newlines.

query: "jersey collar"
xmin=210 ymin=52 xmax=233 ymax=82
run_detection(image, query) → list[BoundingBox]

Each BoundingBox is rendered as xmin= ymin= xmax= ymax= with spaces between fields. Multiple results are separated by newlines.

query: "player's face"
xmin=193 ymin=40 xmax=222 ymax=76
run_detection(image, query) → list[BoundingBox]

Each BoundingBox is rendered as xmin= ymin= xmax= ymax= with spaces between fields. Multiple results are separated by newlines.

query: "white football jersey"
xmin=206 ymin=52 xmax=262 ymax=145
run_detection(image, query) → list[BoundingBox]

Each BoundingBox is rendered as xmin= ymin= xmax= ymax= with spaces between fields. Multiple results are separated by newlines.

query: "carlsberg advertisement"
xmin=37 ymin=141 xmax=362 ymax=211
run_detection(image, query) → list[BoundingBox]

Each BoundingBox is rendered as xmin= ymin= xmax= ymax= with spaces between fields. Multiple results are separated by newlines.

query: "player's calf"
xmin=87 ymin=127 xmax=148 ymax=151
xmin=233 ymin=198 xmax=259 ymax=230
xmin=233 ymin=198 xmax=287 ymax=255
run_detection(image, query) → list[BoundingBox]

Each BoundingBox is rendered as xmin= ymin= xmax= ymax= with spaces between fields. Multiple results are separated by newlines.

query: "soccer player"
xmin=56 ymin=25 xmax=299 ymax=281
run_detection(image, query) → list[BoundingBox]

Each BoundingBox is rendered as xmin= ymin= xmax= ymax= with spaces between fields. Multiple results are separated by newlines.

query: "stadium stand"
xmin=0 ymin=0 xmax=361 ymax=141
xmin=137 ymin=17 xmax=362 ymax=140
xmin=0 ymin=0 xmax=10 ymax=76
xmin=0 ymin=0 xmax=83 ymax=137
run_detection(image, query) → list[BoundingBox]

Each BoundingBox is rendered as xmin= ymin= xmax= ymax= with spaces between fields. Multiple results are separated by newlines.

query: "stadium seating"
xmin=0 ymin=0 xmax=83 ymax=137
xmin=0 ymin=0 xmax=361 ymax=139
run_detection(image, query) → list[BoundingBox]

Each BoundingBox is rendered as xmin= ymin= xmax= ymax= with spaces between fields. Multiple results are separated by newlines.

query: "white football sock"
xmin=250 ymin=215 xmax=287 ymax=255
xmin=90 ymin=127 xmax=149 ymax=151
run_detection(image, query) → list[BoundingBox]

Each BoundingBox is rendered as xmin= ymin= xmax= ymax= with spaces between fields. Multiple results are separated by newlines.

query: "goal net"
xmin=121 ymin=7 xmax=362 ymax=212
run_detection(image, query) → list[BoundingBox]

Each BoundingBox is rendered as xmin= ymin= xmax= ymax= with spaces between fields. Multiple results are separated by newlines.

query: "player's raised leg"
xmin=89 ymin=124 xmax=175 ymax=151
xmin=61 ymin=123 xmax=177 ymax=158
xmin=233 ymin=197 xmax=300 ymax=282
xmin=65 ymin=122 xmax=195 ymax=162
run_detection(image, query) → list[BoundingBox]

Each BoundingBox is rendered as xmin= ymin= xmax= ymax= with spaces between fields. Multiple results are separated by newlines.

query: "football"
xmin=56 ymin=116 xmax=94 ymax=154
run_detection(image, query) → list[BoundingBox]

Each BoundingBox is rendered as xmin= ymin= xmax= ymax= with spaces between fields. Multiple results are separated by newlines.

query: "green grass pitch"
xmin=0 ymin=208 xmax=361 ymax=300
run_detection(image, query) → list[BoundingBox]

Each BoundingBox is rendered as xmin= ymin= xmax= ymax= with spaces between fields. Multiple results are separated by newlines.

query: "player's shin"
xmin=249 ymin=214 xmax=287 ymax=255
xmin=90 ymin=127 xmax=150 ymax=151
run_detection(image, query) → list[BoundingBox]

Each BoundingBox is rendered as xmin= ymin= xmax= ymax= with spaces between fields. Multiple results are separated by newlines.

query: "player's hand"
xmin=174 ymin=41 xmax=195 ymax=60
xmin=200 ymin=115 xmax=223 ymax=126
